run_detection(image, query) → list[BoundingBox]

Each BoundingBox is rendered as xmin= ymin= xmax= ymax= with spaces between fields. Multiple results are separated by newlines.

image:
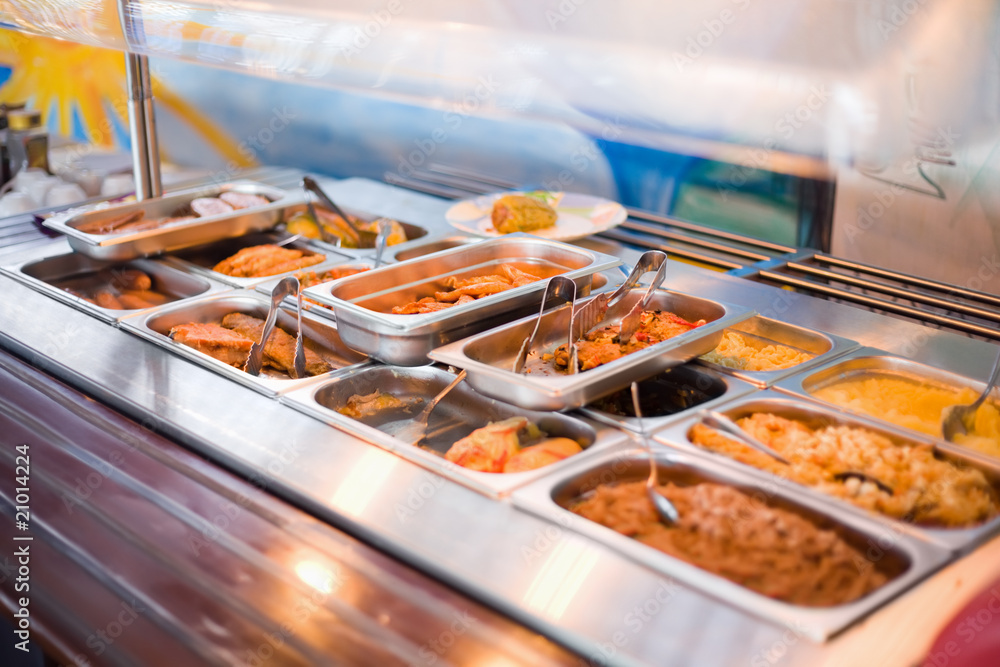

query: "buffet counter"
xmin=2 ymin=175 xmax=1000 ymax=666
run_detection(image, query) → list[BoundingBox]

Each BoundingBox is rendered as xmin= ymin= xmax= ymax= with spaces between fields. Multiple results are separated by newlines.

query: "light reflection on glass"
xmin=294 ymin=559 xmax=342 ymax=596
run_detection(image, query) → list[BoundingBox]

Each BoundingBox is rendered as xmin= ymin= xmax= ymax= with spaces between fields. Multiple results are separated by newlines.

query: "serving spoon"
xmin=942 ymin=348 xmax=1000 ymax=443
xmin=698 ymin=410 xmax=894 ymax=495
xmin=631 ymin=382 xmax=680 ymax=525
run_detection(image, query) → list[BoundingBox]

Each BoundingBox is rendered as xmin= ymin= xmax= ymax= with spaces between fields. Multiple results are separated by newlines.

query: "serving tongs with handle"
xmin=617 ymin=254 xmax=669 ymax=342
xmin=244 ymin=276 xmax=307 ymax=378
xmin=302 ymin=176 xmax=377 ymax=248
xmin=573 ymin=250 xmax=667 ymax=339
xmin=631 ymin=382 xmax=680 ymax=525
xmin=512 ymin=275 xmax=578 ymax=374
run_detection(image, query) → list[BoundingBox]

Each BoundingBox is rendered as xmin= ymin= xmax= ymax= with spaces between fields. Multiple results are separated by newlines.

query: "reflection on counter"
xmin=811 ymin=376 xmax=1000 ymax=458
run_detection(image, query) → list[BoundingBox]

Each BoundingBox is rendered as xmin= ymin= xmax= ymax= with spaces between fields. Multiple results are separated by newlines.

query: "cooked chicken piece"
xmin=221 ymin=312 xmax=331 ymax=377
xmin=504 ymin=437 xmax=582 ymax=473
xmin=444 ymin=417 xmax=529 ymax=473
xmin=75 ymin=210 xmax=146 ymax=235
xmin=190 ymin=197 xmax=234 ymax=217
xmin=212 ymin=244 xmax=324 ymax=278
xmin=219 ymin=191 xmax=270 ymax=210
xmin=296 ymin=267 xmax=369 ymax=289
xmin=499 ymin=264 xmax=542 ymax=287
xmin=391 ymin=297 xmax=456 ymax=315
xmin=444 ymin=274 xmax=509 ymax=289
xmin=434 ymin=281 xmax=513 ymax=302
xmin=338 ymin=390 xmax=422 ymax=419
xmin=553 ymin=310 xmax=703 ymax=371
xmin=169 ymin=322 xmax=253 ymax=368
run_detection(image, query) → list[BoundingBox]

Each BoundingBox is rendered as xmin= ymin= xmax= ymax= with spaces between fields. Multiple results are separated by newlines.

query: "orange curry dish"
xmin=391 ymin=264 xmax=542 ymax=315
xmin=551 ymin=310 xmax=706 ymax=371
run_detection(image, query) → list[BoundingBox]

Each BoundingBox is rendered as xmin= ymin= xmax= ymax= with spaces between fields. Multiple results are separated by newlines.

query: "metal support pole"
xmin=123 ymin=53 xmax=162 ymax=200
xmin=119 ymin=1 xmax=162 ymax=200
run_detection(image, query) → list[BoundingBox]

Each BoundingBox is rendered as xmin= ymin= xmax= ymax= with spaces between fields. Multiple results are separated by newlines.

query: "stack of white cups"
xmin=0 ymin=168 xmax=90 ymax=217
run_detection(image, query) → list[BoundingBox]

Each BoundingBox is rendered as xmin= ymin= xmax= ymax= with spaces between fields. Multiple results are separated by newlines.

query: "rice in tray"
xmin=571 ymin=480 xmax=888 ymax=607
xmin=811 ymin=376 xmax=1000 ymax=458
xmin=688 ymin=413 xmax=999 ymax=528
xmin=700 ymin=330 xmax=813 ymax=372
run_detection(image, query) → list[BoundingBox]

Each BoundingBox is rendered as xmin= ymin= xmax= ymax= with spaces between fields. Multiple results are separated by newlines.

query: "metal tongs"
xmin=244 ymin=275 xmax=307 ymax=379
xmin=512 ymin=275 xmax=578 ymax=374
xmin=302 ymin=176 xmax=378 ymax=248
xmin=573 ymin=250 xmax=667 ymax=339
xmin=618 ymin=253 xmax=669 ymax=342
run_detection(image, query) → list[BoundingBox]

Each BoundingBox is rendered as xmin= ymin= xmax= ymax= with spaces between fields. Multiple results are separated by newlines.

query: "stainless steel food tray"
xmin=578 ymin=363 xmax=758 ymax=434
xmin=652 ymin=390 xmax=1000 ymax=553
xmin=695 ymin=315 xmax=859 ymax=387
xmin=774 ymin=348 xmax=1000 ymax=460
xmin=119 ymin=292 xmax=367 ymax=396
xmin=303 ymin=234 xmax=623 ymax=366
xmin=43 ymin=180 xmax=299 ymax=262
xmin=1 ymin=252 xmax=226 ymax=324
xmin=254 ymin=257 xmax=376 ymax=322
xmin=280 ymin=364 xmax=625 ymax=497
xmin=430 ymin=289 xmax=755 ymax=411
xmin=511 ymin=447 xmax=950 ymax=641
xmin=281 ymin=201 xmax=430 ymax=259
xmin=161 ymin=231 xmax=350 ymax=288
xmin=387 ymin=234 xmax=482 ymax=263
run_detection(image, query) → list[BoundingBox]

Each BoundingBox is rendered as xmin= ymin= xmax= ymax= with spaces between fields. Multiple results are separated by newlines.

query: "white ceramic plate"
xmin=445 ymin=191 xmax=627 ymax=242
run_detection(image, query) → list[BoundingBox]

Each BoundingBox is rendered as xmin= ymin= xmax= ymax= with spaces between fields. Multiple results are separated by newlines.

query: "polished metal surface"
xmin=307 ymin=234 xmax=622 ymax=366
xmin=0 ymin=350 xmax=582 ymax=667
xmin=280 ymin=364 xmax=613 ymax=498
xmin=5 ymin=176 xmax=1000 ymax=666
xmin=695 ymin=315 xmax=860 ymax=388
xmin=388 ymin=234 xmax=483 ymax=263
xmin=120 ymin=292 xmax=367 ymax=396
xmin=44 ymin=181 xmax=294 ymax=261
xmin=431 ymin=289 xmax=754 ymax=411
xmin=651 ymin=391 xmax=1000 ymax=554
xmin=1 ymin=252 xmax=222 ymax=324
xmin=253 ymin=257 xmax=376 ymax=321
xmin=511 ymin=448 xmax=951 ymax=642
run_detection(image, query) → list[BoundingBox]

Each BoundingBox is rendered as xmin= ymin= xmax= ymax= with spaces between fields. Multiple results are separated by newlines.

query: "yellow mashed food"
xmin=812 ymin=375 xmax=1000 ymax=458
xmin=700 ymin=331 xmax=813 ymax=372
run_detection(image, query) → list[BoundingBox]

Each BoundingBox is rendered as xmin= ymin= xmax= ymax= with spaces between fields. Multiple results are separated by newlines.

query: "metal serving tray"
xmin=511 ymin=448 xmax=950 ymax=641
xmin=162 ymin=231 xmax=349 ymax=288
xmin=43 ymin=180 xmax=298 ymax=262
xmin=254 ymin=257 xmax=375 ymax=322
xmin=430 ymin=289 xmax=754 ymax=412
xmin=387 ymin=234 xmax=482 ymax=263
xmin=653 ymin=390 xmax=1000 ymax=553
xmin=120 ymin=292 xmax=367 ymax=396
xmin=280 ymin=364 xmax=625 ymax=497
xmin=695 ymin=315 xmax=859 ymax=387
xmin=578 ymin=363 xmax=757 ymax=434
xmin=303 ymin=234 xmax=623 ymax=366
xmin=1 ymin=252 xmax=223 ymax=324
xmin=774 ymin=348 xmax=1000 ymax=457
xmin=281 ymin=202 xmax=430 ymax=258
